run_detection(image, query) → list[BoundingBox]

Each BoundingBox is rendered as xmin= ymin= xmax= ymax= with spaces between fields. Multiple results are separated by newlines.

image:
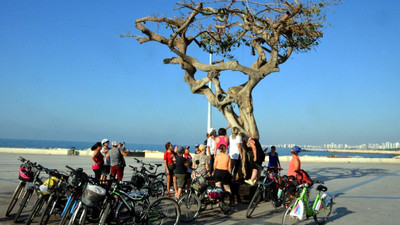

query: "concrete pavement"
xmin=0 ymin=153 xmax=399 ymax=225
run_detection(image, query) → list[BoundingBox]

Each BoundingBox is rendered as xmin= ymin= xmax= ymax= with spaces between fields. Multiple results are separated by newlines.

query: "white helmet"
xmin=101 ymin=139 xmax=109 ymax=145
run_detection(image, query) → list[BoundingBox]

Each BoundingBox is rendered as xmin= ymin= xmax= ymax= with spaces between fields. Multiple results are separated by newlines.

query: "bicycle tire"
xmin=178 ymin=192 xmax=201 ymax=222
xmin=147 ymin=196 xmax=180 ymax=225
xmin=313 ymin=198 xmax=333 ymax=225
xmin=26 ymin=195 xmax=48 ymax=225
xmin=282 ymin=202 xmax=300 ymax=225
xmin=155 ymin=173 xmax=166 ymax=185
xmin=68 ymin=201 xmax=86 ymax=225
xmin=59 ymin=197 xmax=75 ymax=225
xmin=39 ymin=194 xmax=57 ymax=225
xmin=152 ymin=180 xmax=166 ymax=197
xmin=219 ymin=192 xmax=232 ymax=215
xmin=246 ymin=187 xmax=262 ymax=218
xmin=5 ymin=181 xmax=26 ymax=216
xmin=14 ymin=187 xmax=34 ymax=223
xmin=98 ymin=201 xmax=112 ymax=225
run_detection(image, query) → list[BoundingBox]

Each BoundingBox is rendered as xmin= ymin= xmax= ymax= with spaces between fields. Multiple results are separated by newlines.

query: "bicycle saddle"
xmin=316 ymin=185 xmax=328 ymax=192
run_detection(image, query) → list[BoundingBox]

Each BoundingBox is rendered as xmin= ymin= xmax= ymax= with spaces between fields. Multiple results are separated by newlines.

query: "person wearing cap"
xmin=206 ymin=128 xmax=216 ymax=174
xmin=109 ymin=141 xmax=129 ymax=181
xmin=91 ymin=142 xmax=104 ymax=181
xmin=194 ymin=144 xmax=200 ymax=154
xmin=287 ymin=146 xmax=302 ymax=177
xmin=100 ymin=139 xmax=111 ymax=181
xmin=175 ymin=146 xmax=189 ymax=198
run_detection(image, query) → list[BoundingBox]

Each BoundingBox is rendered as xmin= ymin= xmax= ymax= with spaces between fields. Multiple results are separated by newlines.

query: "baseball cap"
xmin=195 ymin=143 xmax=199 ymax=147
xmin=208 ymin=128 xmax=215 ymax=135
xmin=177 ymin=146 xmax=185 ymax=154
xmin=112 ymin=141 xmax=118 ymax=147
xmin=101 ymin=139 xmax=109 ymax=145
xmin=293 ymin=146 xmax=302 ymax=154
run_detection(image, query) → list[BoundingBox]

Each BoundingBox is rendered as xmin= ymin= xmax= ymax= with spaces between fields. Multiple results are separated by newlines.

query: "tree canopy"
xmin=128 ymin=0 xmax=340 ymax=138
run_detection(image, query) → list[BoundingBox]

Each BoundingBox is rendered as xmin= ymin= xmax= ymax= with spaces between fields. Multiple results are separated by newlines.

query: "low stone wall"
xmin=1 ymin=148 xmax=399 ymax=164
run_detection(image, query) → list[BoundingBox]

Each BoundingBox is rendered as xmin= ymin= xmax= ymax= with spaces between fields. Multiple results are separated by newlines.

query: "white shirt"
xmin=206 ymin=137 xmax=215 ymax=156
xmin=229 ymin=135 xmax=242 ymax=160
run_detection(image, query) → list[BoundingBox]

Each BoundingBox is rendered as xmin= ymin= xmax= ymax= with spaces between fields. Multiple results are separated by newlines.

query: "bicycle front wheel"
xmin=246 ymin=187 xmax=262 ymax=218
xmin=313 ymin=198 xmax=333 ymax=225
xmin=282 ymin=202 xmax=300 ymax=225
xmin=26 ymin=195 xmax=48 ymax=225
xmin=178 ymin=192 xmax=201 ymax=222
xmin=14 ymin=187 xmax=33 ymax=223
xmin=219 ymin=192 xmax=232 ymax=215
xmin=39 ymin=194 xmax=58 ymax=225
xmin=152 ymin=180 xmax=166 ymax=197
xmin=147 ymin=197 xmax=180 ymax=225
xmin=5 ymin=181 xmax=26 ymax=217
xmin=98 ymin=201 xmax=112 ymax=225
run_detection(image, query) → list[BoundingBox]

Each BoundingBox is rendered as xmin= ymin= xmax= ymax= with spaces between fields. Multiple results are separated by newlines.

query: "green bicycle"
xmin=282 ymin=178 xmax=334 ymax=225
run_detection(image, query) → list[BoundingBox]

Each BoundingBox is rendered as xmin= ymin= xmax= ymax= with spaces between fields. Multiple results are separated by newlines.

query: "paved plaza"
xmin=0 ymin=153 xmax=399 ymax=225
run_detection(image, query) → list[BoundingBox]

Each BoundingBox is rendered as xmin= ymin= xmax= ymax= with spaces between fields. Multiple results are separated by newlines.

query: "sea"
xmin=0 ymin=138 xmax=397 ymax=158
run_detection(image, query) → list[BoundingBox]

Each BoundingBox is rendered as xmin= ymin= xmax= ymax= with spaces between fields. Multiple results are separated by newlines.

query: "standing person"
xmin=109 ymin=141 xmax=128 ymax=181
xmin=100 ymin=139 xmax=110 ymax=181
xmin=229 ymin=127 xmax=242 ymax=180
xmin=206 ymin=128 xmax=216 ymax=174
xmin=183 ymin=146 xmax=193 ymax=189
xmin=194 ymin=144 xmax=200 ymax=154
xmin=213 ymin=144 xmax=232 ymax=194
xmin=287 ymin=146 xmax=301 ymax=177
xmin=164 ymin=142 xmax=177 ymax=197
xmin=175 ymin=147 xmax=189 ymax=198
xmin=214 ymin=128 xmax=229 ymax=155
xmin=244 ymin=134 xmax=265 ymax=186
xmin=266 ymin=145 xmax=281 ymax=168
xmin=91 ymin=142 xmax=104 ymax=181
xmin=192 ymin=144 xmax=210 ymax=176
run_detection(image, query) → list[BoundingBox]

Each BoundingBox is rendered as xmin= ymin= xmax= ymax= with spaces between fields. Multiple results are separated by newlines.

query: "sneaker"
xmin=245 ymin=179 xmax=256 ymax=186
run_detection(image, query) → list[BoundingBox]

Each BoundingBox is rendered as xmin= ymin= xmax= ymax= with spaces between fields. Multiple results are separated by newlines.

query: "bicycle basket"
xmin=39 ymin=176 xmax=59 ymax=195
xmin=19 ymin=164 xmax=34 ymax=182
xmin=207 ymin=187 xmax=223 ymax=199
xmin=81 ymin=184 xmax=106 ymax=207
xmin=67 ymin=169 xmax=87 ymax=187
xmin=131 ymin=175 xmax=145 ymax=189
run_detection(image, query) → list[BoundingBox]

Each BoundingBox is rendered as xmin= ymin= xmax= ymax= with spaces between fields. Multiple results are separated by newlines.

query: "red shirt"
xmin=164 ymin=151 xmax=175 ymax=165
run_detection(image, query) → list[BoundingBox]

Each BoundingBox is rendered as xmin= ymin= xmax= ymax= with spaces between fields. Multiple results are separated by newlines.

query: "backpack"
xmin=296 ymin=169 xmax=313 ymax=186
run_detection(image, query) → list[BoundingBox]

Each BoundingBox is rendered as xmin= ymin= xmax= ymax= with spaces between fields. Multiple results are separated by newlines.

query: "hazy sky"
xmin=1 ymin=0 xmax=399 ymax=146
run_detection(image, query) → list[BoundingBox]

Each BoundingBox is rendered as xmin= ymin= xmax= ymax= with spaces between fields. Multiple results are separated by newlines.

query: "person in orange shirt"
xmin=213 ymin=144 xmax=232 ymax=194
xmin=287 ymin=146 xmax=301 ymax=177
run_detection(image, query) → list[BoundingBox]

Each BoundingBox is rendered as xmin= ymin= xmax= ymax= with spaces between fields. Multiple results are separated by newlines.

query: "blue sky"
xmin=0 ymin=0 xmax=399 ymax=146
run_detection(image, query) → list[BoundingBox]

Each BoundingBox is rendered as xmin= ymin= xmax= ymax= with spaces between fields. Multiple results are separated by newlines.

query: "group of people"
xmin=90 ymin=139 xmax=129 ymax=181
xmin=164 ymin=126 xmax=303 ymax=200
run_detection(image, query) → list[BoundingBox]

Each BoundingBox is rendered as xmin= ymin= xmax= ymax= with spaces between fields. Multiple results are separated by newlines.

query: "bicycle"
xmin=25 ymin=168 xmax=66 ymax=225
xmin=282 ymin=172 xmax=334 ymax=225
xmin=13 ymin=160 xmax=47 ymax=223
xmin=130 ymin=160 xmax=165 ymax=198
xmin=134 ymin=157 xmax=166 ymax=185
xmin=5 ymin=157 xmax=34 ymax=217
xmin=178 ymin=163 xmax=232 ymax=222
xmin=246 ymin=166 xmax=275 ymax=218
xmin=98 ymin=180 xmax=180 ymax=225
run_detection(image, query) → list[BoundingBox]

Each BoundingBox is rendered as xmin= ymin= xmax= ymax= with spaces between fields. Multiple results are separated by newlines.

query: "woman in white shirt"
xmin=229 ymin=127 xmax=242 ymax=180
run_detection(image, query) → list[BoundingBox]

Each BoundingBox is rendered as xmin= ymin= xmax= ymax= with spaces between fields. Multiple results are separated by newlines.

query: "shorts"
xmin=250 ymin=160 xmax=262 ymax=171
xmin=176 ymin=174 xmax=187 ymax=189
xmin=102 ymin=165 xmax=110 ymax=175
xmin=167 ymin=164 xmax=175 ymax=176
xmin=213 ymin=169 xmax=231 ymax=185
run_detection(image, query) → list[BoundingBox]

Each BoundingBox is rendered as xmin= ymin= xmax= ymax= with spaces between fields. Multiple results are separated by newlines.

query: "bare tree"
xmin=126 ymin=0 xmax=340 ymax=139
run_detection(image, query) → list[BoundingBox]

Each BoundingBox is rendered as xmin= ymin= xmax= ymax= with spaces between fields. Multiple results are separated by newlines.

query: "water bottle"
xmin=277 ymin=189 xmax=282 ymax=198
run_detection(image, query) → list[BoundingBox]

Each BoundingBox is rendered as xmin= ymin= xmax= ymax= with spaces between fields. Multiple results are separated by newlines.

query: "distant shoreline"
xmin=304 ymin=149 xmax=400 ymax=155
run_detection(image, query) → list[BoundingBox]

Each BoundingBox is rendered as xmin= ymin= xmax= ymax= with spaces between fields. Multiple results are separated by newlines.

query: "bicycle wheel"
xmin=246 ymin=187 xmax=262 ymax=218
xmin=98 ymin=201 xmax=112 ymax=225
xmin=313 ymin=198 xmax=333 ymax=225
xmin=282 ymin=202 xmax=300 ymax=225
xmin=26 ymin=195 xmax=48 ymax=225
xmin=147 ymin=197 xmax=180 ymax=225
xmin=219 ymin=192 xmax=232 ymax=215
xmin=178 ymin=192 xmax=201 ymax=222
xmin=14 ymin=187 xmax=34 ymax=223
xmin=68 ymin=201 xmax=87 ymax=225
xmin=5 ymin=181 xmax=26 ymax=217
xmin=39 ymin=194 xmax=57 ymax=225
xmin=59 ymin=197 xmax=75 ymax=225
xmin=152 ymin=180 xmax=166 ymax=197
